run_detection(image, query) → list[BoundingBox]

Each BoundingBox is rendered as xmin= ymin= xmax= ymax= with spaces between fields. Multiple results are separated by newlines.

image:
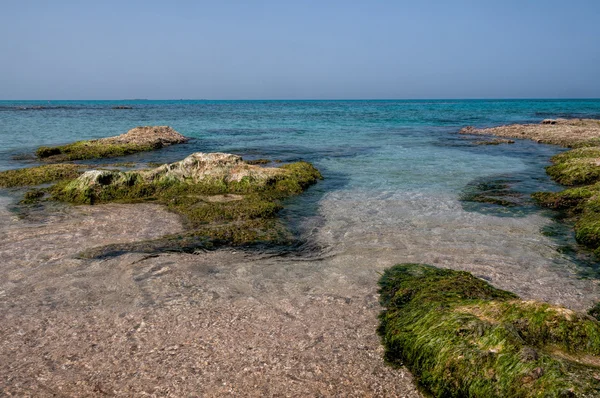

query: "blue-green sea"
xmin=1 ymin=99 xmax=600 ymax=305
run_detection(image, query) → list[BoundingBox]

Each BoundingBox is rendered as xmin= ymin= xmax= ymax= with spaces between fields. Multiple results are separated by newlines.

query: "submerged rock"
xmin=474 ymin=138 xmax=515 ymax=145
xmin=378 ymin=263 xmax=600 ymax=397
xmin=36 ymin=126 xmax=189 ymax=161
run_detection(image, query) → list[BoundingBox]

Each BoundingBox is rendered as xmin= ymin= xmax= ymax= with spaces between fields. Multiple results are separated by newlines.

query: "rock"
xmin=474 ymin=138 xmax=515 ymax=145
xmin=459 ymin=118 xmax=600 ymax=148
xmin=99 ymin=126 xmax=188 ymax=147
xmin=111 ymin=106 xmax=133 ymax=109
xmin=36 ymin=126 xmax=189 ymax=161
xmin=145 ymin=153 xmax=284 ymax=184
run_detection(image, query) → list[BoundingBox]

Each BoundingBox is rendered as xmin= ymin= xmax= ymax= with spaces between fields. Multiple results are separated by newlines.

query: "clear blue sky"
xmin=1 ymin=0 xmax=599 ymax=100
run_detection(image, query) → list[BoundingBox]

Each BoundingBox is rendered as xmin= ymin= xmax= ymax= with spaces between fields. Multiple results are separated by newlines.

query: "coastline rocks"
xmin=462 ymin=118 xmax=600 ymax=257
xmin=378 ymin=263 xmax=600 ymax=397
xmin=36 ymin=126 xmax=189 ymax=161
xmin=460 ymin=118 xmax=600 ymax=148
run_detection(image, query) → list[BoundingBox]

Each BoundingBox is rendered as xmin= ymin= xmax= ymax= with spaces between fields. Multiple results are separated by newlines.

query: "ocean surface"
xmin=1 ymin=99 xmax=600 ymax=304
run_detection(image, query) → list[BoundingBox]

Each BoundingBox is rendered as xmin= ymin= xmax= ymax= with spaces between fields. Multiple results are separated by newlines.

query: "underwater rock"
xmin=474 ymin=138 xmax=515 ymax=145
xmin=36 ymin=126 xmax=189 ymax=161
xmin=378 ymin=263 xmax=600 ymax=397
xmin=111 ymin=105 xmax=133 ymax=109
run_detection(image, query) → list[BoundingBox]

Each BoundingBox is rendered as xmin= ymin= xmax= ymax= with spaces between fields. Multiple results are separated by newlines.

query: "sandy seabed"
xmin=1 ymin=189 xmax=598 ymax=397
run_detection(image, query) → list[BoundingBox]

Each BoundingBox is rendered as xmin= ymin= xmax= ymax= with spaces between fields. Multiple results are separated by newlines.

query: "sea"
xmin=1 ymin=99 xmax=600 ymax=306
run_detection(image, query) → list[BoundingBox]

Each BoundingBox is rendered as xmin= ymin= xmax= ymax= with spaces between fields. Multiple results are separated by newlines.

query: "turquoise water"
xmin=1 ymin=99 xmax=600 ymax=289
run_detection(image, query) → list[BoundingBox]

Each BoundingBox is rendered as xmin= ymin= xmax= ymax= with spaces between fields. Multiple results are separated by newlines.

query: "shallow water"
xmin=1 ymin=99 xmax=600 ymax=300
xmin=3 ymin=100 xmax=600 ymax=395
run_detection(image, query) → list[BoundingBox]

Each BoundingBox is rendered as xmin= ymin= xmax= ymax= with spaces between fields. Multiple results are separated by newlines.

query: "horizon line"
xmin=1 ymin=97 xmax=600 ymax=102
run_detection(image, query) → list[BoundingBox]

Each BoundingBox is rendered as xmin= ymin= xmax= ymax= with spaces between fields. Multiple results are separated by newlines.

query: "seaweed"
xmin=36 ymin=141 xmax=161 ymax=161
xmin=378 ymin=263 xmax=600 ymax=397
xmin=0 ymin=164 xmax=84 ymax=188
xmin=51 ymin=158 xmax=322 ymax=253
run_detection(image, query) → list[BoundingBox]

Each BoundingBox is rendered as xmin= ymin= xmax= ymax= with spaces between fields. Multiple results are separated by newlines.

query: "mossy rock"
xmin=36 ymin=141 xmax=161 ymax=161
xmin=533 ymin=145 xmax=600 ymax=254
xmin=547 ymin=159 xmax=600 ymax=186
xmin=51 ymin=153 xmax=322 ymax=252
xmin=378 ymin=263 xmax=600 ymax=397
xmin=0 ymin=164 xmax=84 ymax=188
xmin=36 ymin=126 xmax=188 ymax=161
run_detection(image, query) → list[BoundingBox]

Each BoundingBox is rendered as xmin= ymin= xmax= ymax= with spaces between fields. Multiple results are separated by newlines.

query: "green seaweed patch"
xmin=552 ymin=148 xmax=600 ymax=164
xmin=246 ymin=158 xmax=271 ymax=165
xmin=547 ymin=158 xmax=600 ymax=186
xmin=36 ymin=141 xmax=160 ymax=161
xmin=378 ymin=263 xmax=600 ymax=397
xmin=532 ymin=185 xmax=600 ymax=211
xmin=0 ymin=164 xmax=84 ymax=188
xmin=533 ymin=184 xmax=600 ymax=251
xmin=20 ymin=189 xmax=46 ymax=204
xmin=460 ymin=177 xmax=525 ymax=211
xmin=53 ymin=160 xmax=322 ymax=253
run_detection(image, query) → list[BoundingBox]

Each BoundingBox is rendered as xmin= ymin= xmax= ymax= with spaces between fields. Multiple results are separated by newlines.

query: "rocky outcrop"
xmin=66 ymin=153 xmax=287 ymax=193
xmin=145 ymin=153 xmax=284 ymax=184
xmin=36 ymin=126 xmax=189 ymax=161
xmin=52 ymin=152 xmax=322 ymax=249
xmin=98 ymin=126 xmax=187 ymax=147
xmin=460 ymin=118 xmax=600 ymax=148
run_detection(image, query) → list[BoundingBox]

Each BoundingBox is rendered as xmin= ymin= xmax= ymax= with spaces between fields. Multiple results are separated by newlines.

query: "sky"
xmin=1 ymin=0 xmax=599 ymax=100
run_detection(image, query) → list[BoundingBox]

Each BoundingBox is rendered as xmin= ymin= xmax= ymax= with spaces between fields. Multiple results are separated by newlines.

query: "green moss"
xmin=545 ymin=148 xmax=600 ymax=187
xmin=546 ymin=159 xmax=600 ymax=186
xmin=36 ymin=141 xmax=160 ymax=161
xmin=53 ymin=161 xmax=322 ymax=254
xmin=532 ymin=186 xmax=599 ymax=210
xmin=0 ymin=164 xmax=83 ymax=188
xmin=532 ymin=145 xmax=600 ymax=253
xmin=378 ymin=264 xmax=600 ymax=398
xmin=575 ymin=211 xmax=600 ymax=248
xmin=552 ymin=148 xmax=600 ymax=164
xmin=20 ymin=189 xmax=45 ymax=204
xmin=246 ymin=158 xmax=271 ymax=165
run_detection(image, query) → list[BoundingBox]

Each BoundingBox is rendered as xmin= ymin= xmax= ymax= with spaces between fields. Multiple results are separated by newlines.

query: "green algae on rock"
xmin=0 ymin=164 xmax=84 ymax=188
xmin=378 ymin=263 xmax=600 ymax=398
xmin=533 ymin=146 xmax=600 ymax=254
xmin=52 ymin=152 xmax=322 ymax=251
xmin=36 ymin=126 xmax=188 ymax=161
xmin=474 ymin=138 xmax=515 ymax=145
